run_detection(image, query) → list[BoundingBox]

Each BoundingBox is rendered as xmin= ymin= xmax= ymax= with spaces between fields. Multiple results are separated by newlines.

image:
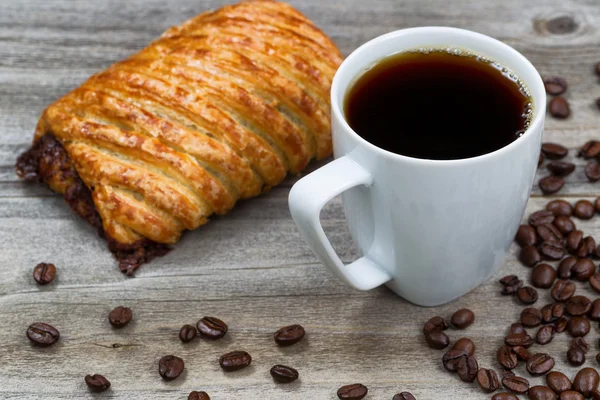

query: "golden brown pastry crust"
xmin=24 ymin=0 xmax=342 ymax=247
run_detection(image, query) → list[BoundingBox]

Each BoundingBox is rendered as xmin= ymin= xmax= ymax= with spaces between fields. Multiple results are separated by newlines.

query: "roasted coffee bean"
xmin=536 ymin=325 xmax=555 ymax=345
xmin=179 ymin=324 xmax=197 ymax=343
xmin=513 ymin=346 xmax=531 ymax=361
xmin=493 ymin=393 xmax=519 ymax=400
xmin=510 ymin=323 xmax=526 ymax=335
xmin=337 ymin=383 xmax=368 ymax=400
xmin=541 ymin=303 xmax=564 ymax=324
xmin=596 ymin=244 xmax=600 ymax=258
xmin=573 ymin=368 xmax=600 ymax=397
xmin=457 ymin=355 xmax=478 ymax=382
xmin=537 ymin=224 xmax=563 ymax=242
xmin=425 ymin=330 xmax=449 ymax=349
xmin=270 ymin=365 xmax=299 ymax=383
xmin=559 ymin=391 xmax=585 ymax=400
xmin=549 ymin=97 xmax=570 ymax=119
xmin=548 ymin=200 xmax=573 ymax=217
xmin=500 ymin=275 xmax=521 ymax=286
xmin=219 ymin=351 xmax=252 ymax=372
xmin=571 ymin=337 xmax=590 ymax=353
xmin=566 ymin=296 xmax=592 ymax=316
xmin=503 ymin=375 xmax=530 ymax=393
xmin=521 ymin=246 xmax=542 ymax=266
xmin=497 ymin=345 xmax=518 ymax=370
xmin=577 ymin=237 xmax=596 ymax=258
xmin=553 ymin=216 xmax=576 ymax=235
xmin=590 ymin=274 xmax=600 ymax=294
xmin=26 ymin=322 xmax=59 ymax=346
xmin=505 ymin=333 xmax=534 ymax=348
xmin=452 ymin=338 xmax=475 ymax=356
xmin=539 ymin=176 xmax=565 ymax=194
xmin=593 ymin=390 xmax=600 ymax=400
xmin=597 ymin=353 xmax=600 ymax=365
xmin=574 ymin=200 xmax=595 ymax=219
xmin=551 ymin=280 xmax=576 ymax=302
xmin=188 ymin=391 xmax=210 ymax=400
xmin=197 ymin=316 xmax=228 ymax=339
xmin=543 ymin=77 xmax=568 ymax=95
xmin=529 ymin=210 xmax=556 ymax=227
xmin=595 ymin=197 xmax=600 ymax=213
xmin=567 ymin=316 xmax=590 ymax=337
xmin=580 ymin=141 xmax=600 ymax=159
xmin=589 ymin=298 xmax=600 ymax=320
xmin=528 ymin=386 xmax=558 ymax=400
xmin=542 ymin=143 xmax=569 ymax=159
xmin=502 ymin=280 xmax=524 ymax=295
xmin=547 ymin=371 xmax=572 ymax=393
xmin=554 ymin=317 xmax=568 ymax=333
xmin=33 ymin=263 xmax=56 ymax=285
xmin=517 ymin=225 xmax=539 ymax=247
xmin=442 ymin=348 xmax=468 ymax=372
xmin=548 ymin=161 xmax=575 ymax=177
xmin=521 ymin=307 xmax=542 ymax=327
xmin=422 ymin=316 xmax=448 ymax=334
xmin=558 ymin=257 xmax=577 ymax=279
xmin=477 ymin=368 xmax=500 ymax=392
xmin=572 ymin=259 xmax=596 ymax=281
xmin=108 ymin=306 xmax=132 ymax=328
xmin=158 ymin=355 xmax=184 ymax=380
xmin=84 ymin=374 xmax=111 ymax=392
xmin=586 ymin=161 xmax=600 ymax=182
xmin=567 ymin=231 xmax=584 ymax=255
xmin=451 ymin=309 xmax=474 ymax=329
xmin=526 ymin=353 xmax=555 ymax=376
xmin=540 ymin=241 xmax=565 ymax=260
xmin=392 ymin=393 xmax=416 ymax=400
xmin=517 ymin=286 xmax=539 ymax=304
xmin=274 ymin=324 xmax=305 ymax=346
xmin=567 ymin=347 xmax=586 ymax=366
xmin=531 ymin=263 xmax=556 ymax=289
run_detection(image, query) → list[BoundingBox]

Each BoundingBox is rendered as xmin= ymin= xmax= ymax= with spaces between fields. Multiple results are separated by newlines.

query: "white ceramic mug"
xmin=288 ymin=27 xmax=546 ymax=306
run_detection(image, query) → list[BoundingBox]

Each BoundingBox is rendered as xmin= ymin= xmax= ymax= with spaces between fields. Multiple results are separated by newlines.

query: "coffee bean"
xmin=531 ymin=263 xmax=557 ymax=289
xmin=179 ymin=324 xmax=197 ymax=343
xmin=451 ymin=309 xmax=474 ymax=329
xmin=521 ymin=307 xmax=542 ymax=327
xmin=513 ymin=346 xmax=531 ymax=361
xmin=108 ymin=306 xmax=132 ymax=328
xmin=517 ymin=286 xmax=539 ymax=305
xmin=274 ymin=324 xmax=305 ymax=346
xmin=503 ymin=375 xmax=530 ymax=393
xmin=547 ymin=200 xmax=573 ymax=216
xmin=577 ymin=237 xmax=596 ymax=258
xmin=572 ymin=259 xmax=596 ymax=281
xmin=502 ymin=279 xmax=524 ymax=295
xmin=188 ymin=391 xmax=210 ymax=400
xmin=558 ymin=256 xmax=577 ymax=279
xmin=589 ymin=298 xmax=600 ymax=320
xmin=270 ymin=364 xmax=299 ymax=383
xmin=567 ymin=231 xmax=584 ymax=255
xmin=393 ymin=393 xmax=416 ymax=400
xmin=597 ymin=353 xmax=600 ymax=366
xmin=443 ymin=348 xmax=468 ymax=372
xmin=568 ymin=347 xmax=587 ymax=366
xmin=497 ymin=345 xmax=518 ymax=370
xmin=477 ymin=368 xmax=500 ymax=392
xmin=26 ymin=322 xmax=59 ymax=346
xmin=590 ymin=274 xmax=600 ymax=294
xmin=548 ymin=161 xmax=575 ymax=177
xmin=543 ymin=77 xmax=568 ymax=95
xmin=567 ymin=316 xmax=590 ymax=337
xmin=526 ymin=353 xmax=555 ymax=376
xmin=537 ymin=224 xmax=563 ymax=242
xmin=500 ymin=275 xmax=521 ymax=286
xmin=586 ymin=161 xmax=600 ymax=182
xmin=337 ymin=383 xmax=368 ymax=400
xmin=219 ymin=351 xmax=252 ymax=371
xmin=505 ymin=333 xmax=534 ymax=348
xmin=33 ymin=263 xmax=56 ymax=285
xmin=528 ymin=386 xmax=558 ymax=400
xmin=549 ymin=97 xmax=570 ymax=119
xmin=197 ymin=316 xmax=228 ymax=339
xmin=423 ymin=316 xmax=448 ymax=334
xmin=566 ymin=296 xmax=592 ymax=316
xmin=571 ymin=337 xmax=590 ymax=353
xmin=542 ymin=143 xmax=569 ymax=159
xmin=456 ymin=355 xmax=478 ymax=382
xmin=521 ymin=246 xmax=542 ymax=266
xmin=540 ymin=241 xmax=565 ymax=260
xmin=84 ymin=374 xmax=110 ymax=392
xmin=529 ymin=210 xmax=556 ymax=227
xmin=574 ymin=200 xmax=595 ymax=219
xmin=517 ymin=225 xmax=538 ymax=247
xmin=158 ymin=355 xmax=184 ymax=380
xmin=540 ymin=303 xmax=564 ymax=324
xmin=493 ymin=393 xmax=519 ymax=400
xmin=425 ymin=330 xmax=449 ymax=349
xmin=559 ymin=391 xmax=585 ymax=400
xmin=547 ymin=371 xmax=572 ymax=393
xmin=452 ymin=338 xmax=475 ymax=356
xmin=551 ymin=280 xmax=576 ymax=302
xmin=554 ymin=317 xmax=569 ymax=333
xmin=539 ymin=176 xmax=565 ymax=194
xmin=553 ymin=216 xmax=576 ymax=235
xmin=595 ymin=197 xmax=600 ymax=213
xmin=536 ymin=325 xmax=555 ymax=345
xmin=580 ymin=141 xmax=600 ymax=158
xmin=573 ymin=368 xmax=600 ymax=397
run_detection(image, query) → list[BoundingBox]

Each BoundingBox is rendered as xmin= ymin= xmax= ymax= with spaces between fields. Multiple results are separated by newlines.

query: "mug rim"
xmin=331 ymin=26 xmax=546 ymax=165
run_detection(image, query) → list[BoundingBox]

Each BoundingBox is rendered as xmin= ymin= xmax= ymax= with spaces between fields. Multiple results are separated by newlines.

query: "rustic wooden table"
xmin=1 ymin=0 xmax=600 ymax=398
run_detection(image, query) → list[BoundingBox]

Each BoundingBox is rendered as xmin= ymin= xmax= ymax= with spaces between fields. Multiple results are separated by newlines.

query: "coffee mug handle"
xmin=289 ymin=156 xmax=392 ymax=290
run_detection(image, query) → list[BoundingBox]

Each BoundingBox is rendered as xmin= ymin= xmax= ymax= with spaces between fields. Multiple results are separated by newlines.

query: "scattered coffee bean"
xmin=26 ymin=322 xmax=59 ymax=346
xmin=548 ymin=200 xmax=573 ymax=216
xmin=541 ymin=303 xmax=564 ymax=324
xmin=589 ymin=274 xmax=600 ymax=294
xmin=559 ymin=391 xmax=584 ymax=400
xmin=457 ymin=355 xmax=478 ymax=382
xmin=274 ymin=324 xmax=306 ymax=346
xmin=497 ymin=345 xmax=518 ymax=370
xmin=586 ymin=161 xmax=600 ymax=182
xmin=337 ymin=383 xmax=368 ymax=400
xmin=551 ymin=280 xmax=576 ymax=302
xmin=492 ymin=393 xmax=519 ymax=400
xmin=517 ymin=286 xmax=539 ymax=304
xmin=536 ymin=325 xmax=555 ymax=345
xmin=554 ymin=317 xmax=569 ymax=333
xmin=547 ymin=371 xmax=572 ymax=394
xmin=270 ymin=364 xmax=299 ymax=383
xmin=526 ymin=353 xmax=555 ymax=376
xmin=425 ymin=330 xmax=449 ymax=349
xmin=443 ymin=348 xmax=468 ymax=372
xmin=503 ymin=374 xmax=530 ymax=393
xmin=539 ymin=176 xmax=565 ymax=194
xmin=540 ymin=241 xmax=565 ymax=260
xmin=393 ymin=393 xmax=416 ymax=400
xmin=505 ymin=332 xmax=534 ymax=348
xmin=553 ymin=216 xmax=576 ymax=235
xmin=571 ymin=337 xmax=590 ymax=353
xmin=573 ymin=368 xmax=600 ymax=397
xmin=558 ymin=256 xmax=577 ymax=279
xmin=423 ymin=316 xmax=448 ymax=334
xmin=537 ymin=224 xmax=563 ymax=242
xmin=108 ymin=306 xmax=132 ymax=328
xmin=516 ymin=225 xmax=538 ymax=247
xmin=567 ymin=316 xmax=590 ymax=337
xmin=452 ymin=338 xmax=475 ymax=356
xmin=179 ymin=324 xmax=197 ymax=343
xmin=543 ymin=77 xmax=568 ymax=95
xmin=197 ymin=316 xmax=228 ymax=339
xmin=158 ymin=355 xmax=184 ymax=380
xmin=521 ymin=307 xmax=542 ymax=327
xmin=477 ymin=368 xmax=500 ymax=392
xmin=84 ymin=374 xmax=111 ymax=392
xmin=513 ymin=346 xmax=531 ymax=361
xmin=529 ymin=210 xmax=555 ymax=227
xmin=577 ymin=237 xmax=596 ymax=258
xmin=549 ymin=97 xmax=571 ymax=119
xmin=188 ymin=391 xmax=210 ymax=400
xmin=572 ymin=259 xmax=595 ymax=281
xmin=548 ymin=161 xmax=575 ymax=177
xmin=580 ymin=141 xmax=600 ymax=159
xmin=531 ymin=263 xmax=556 ymax=288
xmin=219 ymin=351 xmax=252 ymax=371
xmin=566 ymin=296 xmax=592 ymax=316
xmin=528 ymin=386 xmax=558 ymax=400
xmin=451 ymin=309 xmax=474 ymax=329
xmin=574 ymin=200 xmax=595 ymax=219
xmin=542 ymin=143 xmax=569 ymax=159
xmin=33 ymin=263 xmax=56 ymax=285
xmin=500 ymin=275 xmax=520 ymax=286
xmin=520 ymin=246 xmax=542 ymax=266
xmin=510 ymin=323 xmax=526 ymax=335
xmin=589 ymin=298 xmax=600 ymax=320
xmin=502 ymin=279 xmax=524 ymax=295
xmin=567 ymin=231 xmax=584 ymax=255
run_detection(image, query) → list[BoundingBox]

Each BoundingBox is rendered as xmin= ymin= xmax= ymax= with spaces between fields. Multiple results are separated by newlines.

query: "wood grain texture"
xmin=1 ymin=0 xmax=600 ymax=398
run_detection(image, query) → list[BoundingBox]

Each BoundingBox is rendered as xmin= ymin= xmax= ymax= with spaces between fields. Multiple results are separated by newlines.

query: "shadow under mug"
xmin=289 ymin=27 xmax=546 ymax=307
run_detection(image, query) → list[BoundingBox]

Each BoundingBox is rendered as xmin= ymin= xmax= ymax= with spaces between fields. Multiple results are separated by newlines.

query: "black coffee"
xmin=344 ymin=50 xmax=533 ymax=160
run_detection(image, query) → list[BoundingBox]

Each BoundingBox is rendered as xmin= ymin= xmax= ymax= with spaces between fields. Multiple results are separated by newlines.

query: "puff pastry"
xmin=16 ymin=0 xmax=342 ymax=275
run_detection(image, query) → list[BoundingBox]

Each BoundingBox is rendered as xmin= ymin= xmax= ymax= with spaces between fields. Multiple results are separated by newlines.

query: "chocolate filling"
xmin=16 ymin=134 xmax=170 ymax=276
